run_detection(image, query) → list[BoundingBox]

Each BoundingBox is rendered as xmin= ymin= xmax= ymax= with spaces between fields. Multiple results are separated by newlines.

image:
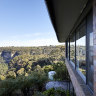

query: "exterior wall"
xmin=66 ymin=0 xmax=96 ymax=96
xmin=93 ymin=0 xmax=96 ymax=95
xmin=65 ymin=1 xmax=95 ymax=95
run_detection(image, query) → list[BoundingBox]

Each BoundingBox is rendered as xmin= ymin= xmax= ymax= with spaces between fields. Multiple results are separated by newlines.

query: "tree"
xmin=0 ymin=56 xmax=8 ymax=76
xmin=17 ymin=68 xmax=25 ymax=76
xmin=7 ymin=71 xmax=16 ymax=79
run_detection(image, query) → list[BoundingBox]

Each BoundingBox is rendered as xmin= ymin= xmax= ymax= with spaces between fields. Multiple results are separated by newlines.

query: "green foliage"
xmin=53 ymin=62 xmax=69 ymax=81
xmin=17 ymin=68 xmax=25 ymax=76
xmin=34 ymin=65 xmax=43 ymax=73
xmin=43 ymin=88 xmax=70 ymax=96
xmin=0 ymin=45 xmax=65 ymax=78
xmin=0 ymin=75 xmax=6 ymax=80
xmin=9 ymin=54 xmax=52 ymax=74
xmin=33 ymin=89 xmax=71 ymax=96
xmin=8 ymin=54 xmax=57 ymax=77
xmin=0 ymin=46 xmax=65 ymax=57
xmin=33 ymin=91 xmax=44 ymax=96
xmin=43 ymin=65 xmax=53 ymax=73
xmin=0 ymin=45 xmax=68 ymax=96
xmin=0 ymin=71 xmax=48 ymax=96
xmin=0 ymin=56 xmax=8 ymax=76
xmin=7 ymin=71 xmax=16 ymax=79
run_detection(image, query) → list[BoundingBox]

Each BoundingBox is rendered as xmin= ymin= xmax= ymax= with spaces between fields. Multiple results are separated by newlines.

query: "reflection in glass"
xmin=88 ymin=32 xmax=93 ymax=90
xmin=87 ymin=11 xmax=93 ymax=91
xmin=70 ymin=33 xmax=75 ymax=64
xmin=68 ymin=39 xmax=70 ymax=60
xmin=76 ymin=21 xmax=86 ymax=76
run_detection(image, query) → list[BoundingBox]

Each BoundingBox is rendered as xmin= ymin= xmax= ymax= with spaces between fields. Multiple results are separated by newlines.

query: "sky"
xmin=0 ymin=0 xmax=63 ymax=47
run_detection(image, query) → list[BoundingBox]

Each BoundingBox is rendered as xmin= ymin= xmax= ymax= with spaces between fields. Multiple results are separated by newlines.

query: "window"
xmin=87 ymin=11 xmax=93 ymax=91
xmin=68 ymin=39 xmax=70 ymax=60
xmin=66 ymin=41 xmax=68 ymax=58
xmin=76 ymin=20 xmax=86 ymax=76
xmin=70 ymin=33 xmax=75 ymax=64
xmin=66 ymin=10 xmax=93 ymax=91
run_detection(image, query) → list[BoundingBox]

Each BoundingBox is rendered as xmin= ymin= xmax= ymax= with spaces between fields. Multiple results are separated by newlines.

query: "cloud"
xmin=10 ymin=32 xmax=42 ymax=39
xmin=0 ymin=38 xmax=64 ymax=47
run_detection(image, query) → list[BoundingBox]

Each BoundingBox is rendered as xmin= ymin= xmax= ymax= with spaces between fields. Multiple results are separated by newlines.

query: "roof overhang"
xmin=45 ymin=0 xmax=92 ymax=42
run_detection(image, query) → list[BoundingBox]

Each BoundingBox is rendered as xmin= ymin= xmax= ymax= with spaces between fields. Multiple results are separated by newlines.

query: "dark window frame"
xmin=69 ymin=38 xmax=70 ymax=61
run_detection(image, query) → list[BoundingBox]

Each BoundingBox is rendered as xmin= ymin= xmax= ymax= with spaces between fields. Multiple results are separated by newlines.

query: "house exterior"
xmin=45 ymin=0 xmax=96 ymax=96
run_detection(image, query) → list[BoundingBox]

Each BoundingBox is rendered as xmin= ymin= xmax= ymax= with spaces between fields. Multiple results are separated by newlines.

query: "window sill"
xmin=65 ymin=58 xmax=93 ymax=96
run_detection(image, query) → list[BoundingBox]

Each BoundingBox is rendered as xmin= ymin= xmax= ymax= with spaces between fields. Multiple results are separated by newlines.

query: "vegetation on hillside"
xmin=0 ymin=45 xmax=72 ymax=96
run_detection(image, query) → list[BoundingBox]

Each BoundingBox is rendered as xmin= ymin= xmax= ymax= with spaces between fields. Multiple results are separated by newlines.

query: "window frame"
xmin=65 ymin=10 xmax=93 ymax=92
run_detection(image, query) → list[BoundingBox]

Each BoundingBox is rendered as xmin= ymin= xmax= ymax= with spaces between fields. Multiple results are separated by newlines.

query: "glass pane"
xmin=76 ymin=21 xmax=86 ymax=76
xmin=70 ymin=33 xmax=75 ymax=64
xmin=87 ymin=11 xmax=93 ymax=91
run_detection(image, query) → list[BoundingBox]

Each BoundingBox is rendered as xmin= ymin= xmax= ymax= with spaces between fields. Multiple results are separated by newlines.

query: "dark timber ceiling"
xmin=45 ymin=0 xmax=89 ymax=42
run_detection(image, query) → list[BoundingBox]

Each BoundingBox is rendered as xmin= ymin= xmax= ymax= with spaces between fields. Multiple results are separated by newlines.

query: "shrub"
xmin=0 ymin=71 xmax=48 ymax=96
xmin=43 ymin=88 xmax=70 ymax=96
xmin=33 ymin=91 xmax=44 ymax=96
xmin=34 ymin=65 xmax=43 ymax=73
xmin=0 ymin=56 xmax=8 ymax=76
xmin=53 ymin=62 xmax=69 ymax=81
xmin=17 ymin=68 xmax=25 ymax=76
xmin=43 ymin=65 xmax=53 ymax=73
xmin=0 ymin=75 xmax=6 ymax=80
xmin=7 ymin=71 xmax=16 ymax=79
